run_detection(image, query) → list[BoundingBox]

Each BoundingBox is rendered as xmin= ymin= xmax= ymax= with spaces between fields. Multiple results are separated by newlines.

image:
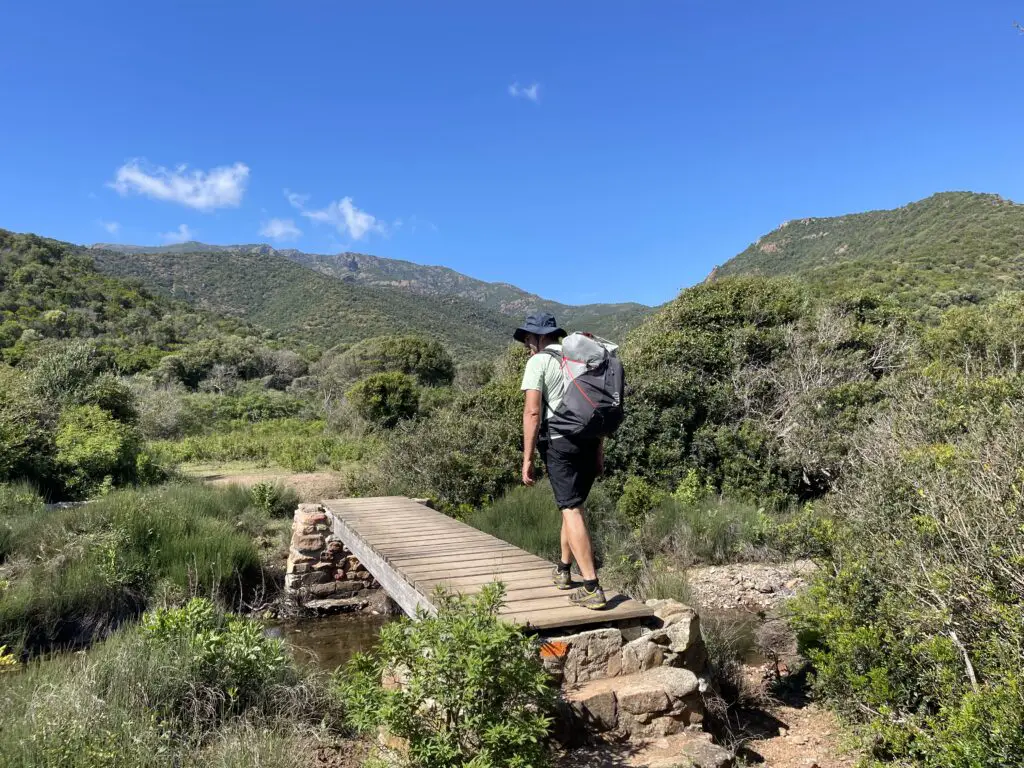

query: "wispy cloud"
xmin=289 ymin=193 xmax=386 ymax=241
xmin=508 ymin=82 xmax=540 ymax=102
xmin=259 ymin=217 xmax=302 ymax=242
xmin=98 ymin=220 xmax=120 ymax=235
xmin=284 ymin=189 xmax=310 ymax=209
xmin=161 ymin=224 xmax=195 ymax=244
xmin=110 ymin=160 xmax=250 ymax=211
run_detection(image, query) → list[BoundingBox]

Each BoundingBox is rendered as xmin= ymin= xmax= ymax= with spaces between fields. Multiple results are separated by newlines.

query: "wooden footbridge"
xmin=323 ymin=497 xmax=653 ymax=631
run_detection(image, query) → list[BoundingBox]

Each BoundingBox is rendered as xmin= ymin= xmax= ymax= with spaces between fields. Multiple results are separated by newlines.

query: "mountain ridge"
xmin=91 ymin=240 xmax=652 ymax=338
xmin=710 ymin=191 xmax=1024 ymax=316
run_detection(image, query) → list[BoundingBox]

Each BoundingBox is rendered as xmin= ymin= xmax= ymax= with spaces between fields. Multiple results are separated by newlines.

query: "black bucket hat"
xmin=513 ymin=311 xmax=566 ymax=343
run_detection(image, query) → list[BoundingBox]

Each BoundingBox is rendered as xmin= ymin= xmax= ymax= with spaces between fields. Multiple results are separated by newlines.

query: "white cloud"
xmin=161 ymin=224 xmax=195 ymax=244
xmin=299 ymin=196 xmax=386 ymax=240
xmin=110 ymin=160 xmax=250 ymax=211
xmin=284 ymin=188 xmax=310 ymax=209
xmin=98 ymin=220 xmax=120 ymax=235
xmin=508 ymin=82 xmax=540 ymax=102
xmin=259 ymin=217 xmax=302 ymax=241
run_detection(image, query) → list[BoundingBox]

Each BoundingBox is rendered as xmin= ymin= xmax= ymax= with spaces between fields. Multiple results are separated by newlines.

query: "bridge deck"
xmin=323 ymin=497 xmax=653 ymax=631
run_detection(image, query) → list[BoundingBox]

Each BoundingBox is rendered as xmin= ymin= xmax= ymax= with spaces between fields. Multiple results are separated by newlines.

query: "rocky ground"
xmin=685 ymin=560 xmax=818 ymax=613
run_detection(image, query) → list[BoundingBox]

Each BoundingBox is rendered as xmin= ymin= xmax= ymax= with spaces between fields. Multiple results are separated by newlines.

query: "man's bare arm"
xmin=522 ymin=389 xmax=543 ymax=485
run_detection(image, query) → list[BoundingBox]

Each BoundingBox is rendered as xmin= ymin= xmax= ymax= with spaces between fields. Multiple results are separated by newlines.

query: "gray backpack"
xmin=543 ymin=333 xmax=625 ymax=439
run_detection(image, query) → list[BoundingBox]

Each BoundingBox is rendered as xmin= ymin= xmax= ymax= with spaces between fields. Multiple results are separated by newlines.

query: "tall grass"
xmin=0 ymin=605 xmax=346 ymax=768
xmin=468 ymin=482 xmax=775 ymax=607
xmin=148 ymin=418 xmax=376 ymax=472
xmin=0 ymin=484 xmax=270 ymax=655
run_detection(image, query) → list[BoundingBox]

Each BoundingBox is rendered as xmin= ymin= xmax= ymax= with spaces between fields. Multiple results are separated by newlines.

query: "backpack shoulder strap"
xmin=540 ymin=348 xmax=561 ymax=361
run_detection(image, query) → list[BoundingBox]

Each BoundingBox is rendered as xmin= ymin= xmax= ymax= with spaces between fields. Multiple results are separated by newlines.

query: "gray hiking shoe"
xmin=551 ymin=566 xmax=573 ymax=590
xmin=569 ymin=585 xmax=607 ymax=610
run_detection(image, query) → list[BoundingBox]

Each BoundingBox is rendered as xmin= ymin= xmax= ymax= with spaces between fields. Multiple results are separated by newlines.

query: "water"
xmin=266 ymin=613 xmax=395 ymax=672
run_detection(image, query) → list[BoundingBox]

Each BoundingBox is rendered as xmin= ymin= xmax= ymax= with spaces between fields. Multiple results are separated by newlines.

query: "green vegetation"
xmin=337 ymin=583 xmax=554 ymax=768
xmin=0 ymin=484 xmax=272 ymax=656
xmin=0 ymin=599 xmax=346 ymax=767
xmin=346 ymin=372 xmax=421 ymax=428
xmin=714 ymin=192 xmax=1024 ymax=320
xmin=100 ymin=240 xmax=655 ymax=342
xmin=91 ymin=244 xmax=516 ymax=359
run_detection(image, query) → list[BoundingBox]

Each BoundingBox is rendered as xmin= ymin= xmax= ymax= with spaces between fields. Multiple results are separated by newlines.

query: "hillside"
xmin=93 ymin=241 xmax=652 ymax=340
xmin=0 ymin=230 xmax=277 ymax=371
xmin=711 ymin=192 xmax=1024 ymax=315
xmin=89 ymin=246 xmax=516 ymax=358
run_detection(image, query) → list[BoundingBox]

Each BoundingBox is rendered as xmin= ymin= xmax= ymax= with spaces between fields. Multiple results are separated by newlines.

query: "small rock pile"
xmin=285 ymin=502 xmax=380 ymax=612
xmin=545 ymin=599 xmax=726 ymax=748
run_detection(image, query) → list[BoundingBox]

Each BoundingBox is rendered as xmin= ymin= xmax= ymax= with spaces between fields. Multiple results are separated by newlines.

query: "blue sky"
xmin=2 ymin=1 xmax=1023 ymax=306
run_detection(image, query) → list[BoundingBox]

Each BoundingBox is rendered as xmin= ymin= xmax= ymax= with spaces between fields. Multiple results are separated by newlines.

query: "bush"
xmin=318 ymin=334 xmax=456 ymax=390
xmin=55 ymin=404 xmax=141 ymax=497
xmin=346 ymin=372 xmax=420 ymax=428
xmin=250 ymin=481 xmax=299 ymax=518
xmin=141 ymin=598 xmax=295 ymax=716
xmin=790 ymin=379 xmax=1024 ymax=764
xmin=355 ymin=344 xmax=528 ymax=511
xmin=337 ymin=583 xmax=554 ymax=767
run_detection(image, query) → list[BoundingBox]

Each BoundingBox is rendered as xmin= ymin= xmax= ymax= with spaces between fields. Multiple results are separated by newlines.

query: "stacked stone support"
xmin=285 ymin=503 xmax=380 ymax=612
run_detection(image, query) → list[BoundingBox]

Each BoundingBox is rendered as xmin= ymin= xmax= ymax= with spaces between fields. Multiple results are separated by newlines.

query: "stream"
xmin=266 ymin=613 xmax=395 ymax=672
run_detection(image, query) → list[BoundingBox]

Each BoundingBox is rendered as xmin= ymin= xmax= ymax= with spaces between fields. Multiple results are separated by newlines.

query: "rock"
xmin=618 ymin=686 xmax=669 ymax=715
xmin=677 ymin=739 xmax=735 ymax=768
xmin=285 ymin=560 xmax=311 ymax=575
xmin=287 ymin=549 xmax=318 ymax=565
xmin=292 ymin=534 xmax=325 ymax=554
xmin=570 ymin=689 xmax=618 ymax=731
xmin=651 ymin=599 xmax=689 ymax=621
xmin=303 ymin=596 xmax=369 ymax=613
xmin=368 ymin=591 xmax=403 ymax=615
xmin=564 ymin=667 xmax=703 ymax=740
xmin=306 ymin=580 xmax=363 ymax=598
xmin=621 ymin=637 xmax=664 ymax=675
xmin=756 ymin=580 xmax=776 ymax=594
xmin=556 ymin=628 xmax=624 ymax=684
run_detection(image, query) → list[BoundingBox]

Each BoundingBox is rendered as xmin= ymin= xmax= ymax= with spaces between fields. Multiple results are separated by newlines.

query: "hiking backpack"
xmin=543 ymin=332 xmax=626 ymax=439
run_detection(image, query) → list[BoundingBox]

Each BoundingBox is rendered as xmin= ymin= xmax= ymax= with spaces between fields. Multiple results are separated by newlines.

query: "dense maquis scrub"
xmin=0 ymin=599 xmax=346 ymax=768
xmin=337 ymin=583 xmax=554 ymax=768
xmin=791 ymin=374 xmax=1024 ymax=767
xmin=0 ymin=484 xmax=286 ymax=656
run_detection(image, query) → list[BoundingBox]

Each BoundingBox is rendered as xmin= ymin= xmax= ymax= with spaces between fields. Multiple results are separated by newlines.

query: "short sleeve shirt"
xmin=520 ymin=343 xmax=565 ymax=434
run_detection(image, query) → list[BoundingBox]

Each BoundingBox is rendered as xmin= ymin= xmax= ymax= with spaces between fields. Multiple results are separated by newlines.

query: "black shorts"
xmin=540 ymin=437 xmax=600 ymax=510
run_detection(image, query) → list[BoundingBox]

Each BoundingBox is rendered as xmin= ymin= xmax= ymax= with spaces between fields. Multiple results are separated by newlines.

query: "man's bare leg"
xmin=560 ymin=517 xmax=573 ymax=567
xmin=561 ymin=506 xmax=597 ymax=581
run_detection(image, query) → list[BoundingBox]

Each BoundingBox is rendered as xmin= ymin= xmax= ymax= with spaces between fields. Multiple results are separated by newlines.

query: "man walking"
xmin=515 ymin=312 xmax=607 ymax=610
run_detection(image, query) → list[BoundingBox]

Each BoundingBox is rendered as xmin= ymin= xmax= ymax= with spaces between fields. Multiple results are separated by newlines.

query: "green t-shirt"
xmin=520 ymin=343 xmax=565 ymax=436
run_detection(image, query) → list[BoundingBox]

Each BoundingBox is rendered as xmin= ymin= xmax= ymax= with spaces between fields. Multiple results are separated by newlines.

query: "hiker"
xmin=516 ymin=312 xmax=608 ymax=610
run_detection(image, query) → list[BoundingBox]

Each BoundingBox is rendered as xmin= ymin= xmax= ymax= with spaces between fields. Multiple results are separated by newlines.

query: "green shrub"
xmin=616 ymin=476 xmax=668 ymax=529
xmin=141 ymin=598 xmax=294 ymax=716
xmin=55 ymin=404 xmax=141 ymax=497
xmin=250 ymin=481 xmax=299 ymax=518
xmin=791 ymin=380 xmax=1024 ymax=764
xmin=0 ymin=480 xmax=45 ymax=517
xmin=346 ymin=372 xmax=420 ymax=428
xmin=337 ymin=583 xmax=554 ymax=768
xmin=318 ymin=334 xmax=456 ymax=390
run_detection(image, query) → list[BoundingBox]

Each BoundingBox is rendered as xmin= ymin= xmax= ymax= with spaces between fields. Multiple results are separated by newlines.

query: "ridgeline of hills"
xmin=711 ymin=192 xmax=1024 ymax=316
xmin=92 ymin=241 xmax=652 ymax=342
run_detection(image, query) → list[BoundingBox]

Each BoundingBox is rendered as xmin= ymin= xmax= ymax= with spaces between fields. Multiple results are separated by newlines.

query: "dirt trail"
xmin=198 ymin=470 xmax=345 ymax=502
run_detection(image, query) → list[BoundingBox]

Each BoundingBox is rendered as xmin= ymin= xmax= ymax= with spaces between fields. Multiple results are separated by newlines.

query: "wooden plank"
xmin=389 ymin=548 xmax=545 ymax=567
xmin=416 ymin=569 xmax=554 ymax=589
xmin=325 ymin=496 xmax=653 ymax=631
xmin=502 ymin=601 xmax=653 ymax=630
xmin=369 ymin=531 xmax=493 ymax=545
xmin=394 ymin=554 xmax=547 ymax=572
xmin=399 ymin=557 xmax=543 ymax=579
xmin=330 ymin=511 xmax=435 ymax=619
xmin=376 ymin=541 xmax=519 ymax=557
xmin=377 ymin=541 xmax=520 ymax=558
